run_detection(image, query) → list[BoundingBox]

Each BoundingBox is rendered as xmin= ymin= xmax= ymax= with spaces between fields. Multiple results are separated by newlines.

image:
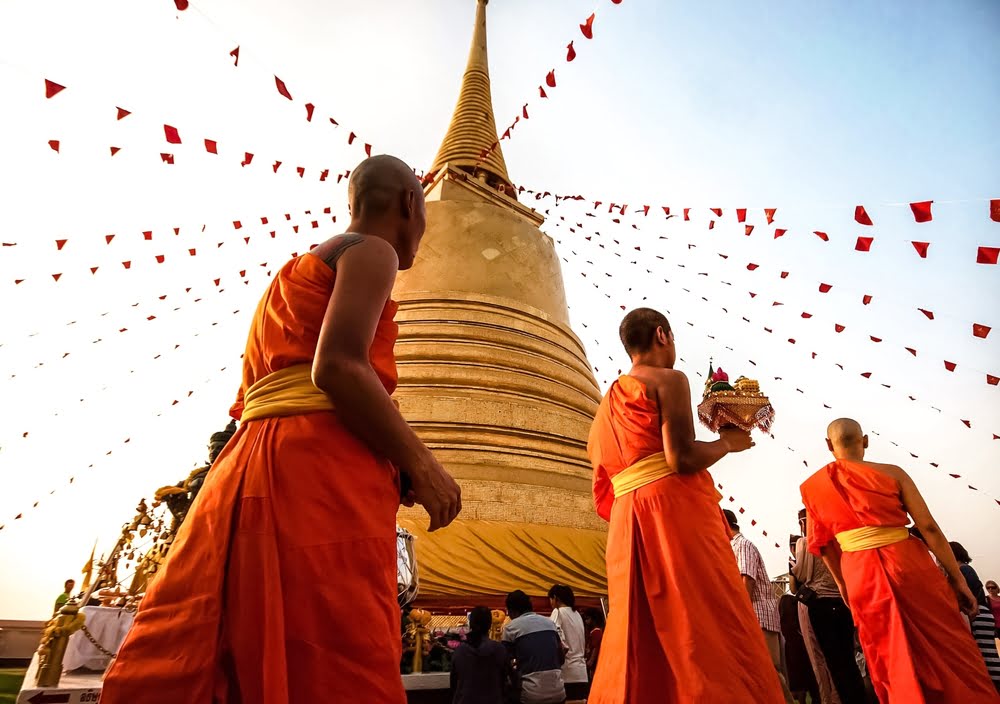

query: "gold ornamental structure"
xmin=394 ymin=0 xmax=607 ymax=604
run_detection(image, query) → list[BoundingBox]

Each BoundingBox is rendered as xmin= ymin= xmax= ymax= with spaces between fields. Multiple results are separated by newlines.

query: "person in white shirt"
xmin=547 ymin=584 xmax=589 ymax=699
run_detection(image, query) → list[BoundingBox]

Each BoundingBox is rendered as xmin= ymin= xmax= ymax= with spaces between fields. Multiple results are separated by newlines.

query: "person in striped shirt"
xmin=725 ymin=509 xmax=794 ymax=704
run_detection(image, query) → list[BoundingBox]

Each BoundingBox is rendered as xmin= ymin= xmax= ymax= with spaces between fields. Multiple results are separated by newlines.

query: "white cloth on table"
xmin=62 ymin=606 xmax=134 ymax=672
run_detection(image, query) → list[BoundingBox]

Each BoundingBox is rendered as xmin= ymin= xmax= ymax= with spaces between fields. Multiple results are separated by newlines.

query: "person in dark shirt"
xmin=451 ymin=606 xmax=508 ymax=704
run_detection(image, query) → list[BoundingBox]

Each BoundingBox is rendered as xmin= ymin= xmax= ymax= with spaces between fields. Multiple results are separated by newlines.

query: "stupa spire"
xmin=429 ymin=0 xmax=512 ymax=191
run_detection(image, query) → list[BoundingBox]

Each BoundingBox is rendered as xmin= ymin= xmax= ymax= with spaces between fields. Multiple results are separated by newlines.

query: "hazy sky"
xmin=1 ymin=0 xmax=997 ymax=620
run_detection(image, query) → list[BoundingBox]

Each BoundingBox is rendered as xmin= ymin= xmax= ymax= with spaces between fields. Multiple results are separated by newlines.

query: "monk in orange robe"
xmin=102 ymin=155 xmax=462 ymax=704
xmin=587 ymin=307 xmax=785 ymax=703
xmin=800 ymin=418 xmax=997 ymax=703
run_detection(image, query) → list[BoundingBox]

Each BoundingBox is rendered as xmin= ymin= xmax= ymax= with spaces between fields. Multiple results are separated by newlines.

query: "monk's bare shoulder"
xmin=310 ymin=233 xmax=397 ymax=271
xmin=633 ymin=367 xmax=689 ymax=404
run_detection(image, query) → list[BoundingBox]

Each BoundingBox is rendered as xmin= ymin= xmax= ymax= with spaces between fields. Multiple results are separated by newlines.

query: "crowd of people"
xmin=92 ymin=156 xmax=1000 ymax=703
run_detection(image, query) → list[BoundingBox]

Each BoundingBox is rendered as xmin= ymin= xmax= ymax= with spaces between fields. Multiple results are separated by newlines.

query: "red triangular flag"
xmin=230 ymin=46 xmax=240 ymax=66
xmin=977 ymin=246 xmax=999 ymax=264
xmin=539 ymin=85 xmax=547 ymax=98
xmin=905 ymin=347 xmax=917 ymax=356
xmin=44 ymin=79 xmax=65 ymax=98
xmin=870 ymin=336 xmax=882 ymax=343
xmin=122 ymin=261 xmax=131 ymax=270
xmin=233 ymin=221 xmax=242 ymax=229
xmin=862 ymin=294 xmax=873 ymax=305
xmin=662 ymin=206 xmax=671 ymax=216
xmin=241 ymin=152 xmax=254 ymax=166
xmin=909 ymin=200 xmax=933 ymax=222
xmin=835 ymin=324 xmax=845 ymax=333
xmin=746 ymin=263 xmax=759 ymax=271
xmin=304 ymin=103 xmax=315 ymax=122
xmin=911 ymin=241 xmax=929 ymax=258
xmin=774 ymin=228 xmax=787 ymax=239
xmin=163 ymin=125 xmax=181 ymax=144
xmin=972 ymin=323 xmax=991 ymax=339
xmin=174 ymin=0 xmax=189 ymax=10
xmin=188 ymin=248 xmax=196 ymax=256
xmin=566 ymin=42 xmax=576 ymax=62
xmin=105 ymin=234 xmax=115 ymax=244
xmin=683 ymin=208 xmax=690 ymax=221
xmin=297 ymin=166 xmax=305 ymax=178
xmin=855 ymin=236 xmax=874 ymax=252
xmin=546 ymin=70 xmax=557 ymax=88
xmin=142 ymin=231 xmax=153 ymax=240
xmin=522 ymin=104 xmax=529 ymax=119
xmin=708 ymin=220 xmax=715 ymax=230
xmin=801 ymin=312 xmax=812 ymax=319
xmin=987 ymin=374 xmax=999 ymax=386
xmin=110 ymin=146 xmax=120 ymax=156
xmin=580 ymin=13 xmax=595 ymax=39
xmin=764 ymin=208 xmax=776 ymax=224
xmin=155 ymin=254 xmax=165 ymax=264
xmin=918 ymin=308 xmax=934 ymax=320
xmin=204 ymin=139 xmax=218 ymax=154
xmin=116 ymin=107 xmax=130 ymax=120
xmin=860 ymin=372 xmax=872 ymax=378
xmin=52 ymin=273 xmax=62 ymax=281
xmin=319 ymin=169 xmax=329 ymax=181
xmin=736 ymin=208 xmax=747 ymax=223
xmin=90 ymin=267 xmax=98 ymax=274
xmin=943 ymin=361 xmax=957 ymax=372
xmin=348 ymin=131 xmax=357 ymax=145
xmin=814 ymin=231 xmax=829 ymax=241
xmin=854 ymin=205 xmax=873 ymax=225
xmin=365 ymin=143 xmax=372 ymax=157
xmin=274 ymin=76 xmax=293 ymax=100
xmin=55 ymin=239 xmax=67 ymax=250
xmin=48 ymin=140 xmax=60 ymax=153
xmin=745 ymin=225 xmax=754 ymax=236
xmin=819 ymin=283 xmax=833 ymax=293
xmin=160 ymin=153 xmax=174 ymax=164
xmin=710 ymin=208 xmax=722 ymax=217
xmin=780 ymin=271 xmax=789 ymax=278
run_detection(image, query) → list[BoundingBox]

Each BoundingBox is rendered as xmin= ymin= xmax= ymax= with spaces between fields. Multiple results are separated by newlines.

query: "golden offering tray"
xmin=698 ymin=390 xmax=775 ymax=433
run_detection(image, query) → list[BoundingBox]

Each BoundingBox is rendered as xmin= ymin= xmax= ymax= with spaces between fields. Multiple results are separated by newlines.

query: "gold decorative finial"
xmin=429 ymin=0 xmax=512 ymax=190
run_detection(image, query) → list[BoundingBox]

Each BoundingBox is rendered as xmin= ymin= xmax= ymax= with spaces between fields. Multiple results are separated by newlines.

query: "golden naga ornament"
xmin=697 ymin=361 xmax=775 ymax=433
xmin=407 ymin=609 xmax=433 ymax=674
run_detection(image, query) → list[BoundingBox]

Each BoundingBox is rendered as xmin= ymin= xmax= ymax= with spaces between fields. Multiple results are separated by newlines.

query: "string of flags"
xmin=549 ymin=216 xmax=998 ymax=392
xmin=5 ymin=201 xmax=335 ymax=287
xmin=168 ymin=0 xmax=374 ymax=157
xmin=473 ymin=1 xmax=622 ymax=172
xmin=516 ymin=186 xmax=1000 ymax=264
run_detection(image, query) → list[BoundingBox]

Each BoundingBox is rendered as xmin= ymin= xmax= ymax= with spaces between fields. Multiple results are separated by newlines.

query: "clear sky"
xmin=0 ymin=0 xmax=997 ymax=620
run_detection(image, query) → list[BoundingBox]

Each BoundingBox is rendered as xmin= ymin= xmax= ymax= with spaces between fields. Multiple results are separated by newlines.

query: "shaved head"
xmin=826 ymin=417 xmax=867 ymax=460
xmin=345 ymin=154 xmax=426 ymax=269
xmin=348 ymin=155 xmax=421 ymax=218
xmin=619 ymin=308 xmax=671 ymax=356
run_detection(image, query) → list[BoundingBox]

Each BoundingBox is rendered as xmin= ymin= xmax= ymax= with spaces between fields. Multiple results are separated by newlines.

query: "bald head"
xmin=348 ymin=155 xmax=421 ymax=218
xmin=346 ymin=155 xmax=426 ymax=270
xmin=826 ymin=418 xmax=867 ymax=460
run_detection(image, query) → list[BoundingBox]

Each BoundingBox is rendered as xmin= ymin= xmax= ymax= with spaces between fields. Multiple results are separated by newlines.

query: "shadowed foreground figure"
xmin=587 ymin=307 xmax=784 ymax=703
xmin=800 ymin=418 xmax=998 ymax=704
xmin=102 ymin=155 xmax=462 ymax=704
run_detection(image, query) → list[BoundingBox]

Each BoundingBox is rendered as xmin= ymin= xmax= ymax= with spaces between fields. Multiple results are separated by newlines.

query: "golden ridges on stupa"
xmin=394 ymin=0 xmax=607 ymax=600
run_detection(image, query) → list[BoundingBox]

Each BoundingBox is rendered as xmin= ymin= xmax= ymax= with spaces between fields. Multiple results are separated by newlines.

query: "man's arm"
xmin=311 ymin=238 xmax=461 ymax=531
xmin=654 ymin=370 xmax=752 ymax=474
xmin=819 ymin=545 xmax=848 ymax=605
xmin=741 ymin=575 xmax=756 ymax=598
xmin=890 ymin=465 xmax=978 ymax=616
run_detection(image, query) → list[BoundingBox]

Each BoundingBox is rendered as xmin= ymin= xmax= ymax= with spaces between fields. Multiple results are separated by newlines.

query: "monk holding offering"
xmin=800 ymin=418 xmax=997 ymax=703
xmin=587 ymin=307 xmax=785 ymax=703
xmin=102 ymin=155 xmax=462 ymax=704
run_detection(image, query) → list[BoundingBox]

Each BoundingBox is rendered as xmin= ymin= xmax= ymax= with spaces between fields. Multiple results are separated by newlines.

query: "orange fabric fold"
xmin=801 ymin=459 xmax=998 ymax=703
xmin=586 ymin=375 xmax=785 ymax=703
xmin=102 ymin=253 xmax=406 ymax=704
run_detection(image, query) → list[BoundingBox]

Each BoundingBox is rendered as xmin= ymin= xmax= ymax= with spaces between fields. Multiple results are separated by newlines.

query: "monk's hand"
xmin=719 ymin=427 xmax=754 ymax=453
xmin=409 ymin=454 xmax=462 ymax=532
xmin=953 ymin=578 xmax=979 ymax=618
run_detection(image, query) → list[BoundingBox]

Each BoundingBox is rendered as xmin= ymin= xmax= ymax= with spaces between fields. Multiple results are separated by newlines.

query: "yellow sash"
xmin=240 ymin=364 xmax=334 ymax=423
xmin=835 ymin=525 xmax=909 ymax=552
xmin=611 ymin=452 xmax=678 ymax=498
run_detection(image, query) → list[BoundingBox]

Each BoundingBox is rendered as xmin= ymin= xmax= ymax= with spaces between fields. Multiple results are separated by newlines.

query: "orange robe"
xmin=587 ymin=376 xmax=785 ymax=703
xmin=102 ymin=254 xmax=406 ymax=704
xmin=800 ymin=460 xmax=999 ymax=703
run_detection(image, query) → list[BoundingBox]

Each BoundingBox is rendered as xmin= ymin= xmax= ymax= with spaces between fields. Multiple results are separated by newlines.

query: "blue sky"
xmin=0 ymin=0 xmax=997 ymax=618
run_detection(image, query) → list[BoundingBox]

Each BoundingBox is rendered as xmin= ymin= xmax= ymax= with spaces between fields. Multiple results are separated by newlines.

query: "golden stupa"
xmin=394 ymin=0 xmax=607 ymax=604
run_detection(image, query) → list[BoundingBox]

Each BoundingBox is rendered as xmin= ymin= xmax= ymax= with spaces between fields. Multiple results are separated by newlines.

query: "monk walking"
xmin=800 ymin=418 xmax=998 ymax=703
xmin=587 ymin=307 xmax=785 ymax=703
xmin=102 ymin=155 xmax=462 ymax=704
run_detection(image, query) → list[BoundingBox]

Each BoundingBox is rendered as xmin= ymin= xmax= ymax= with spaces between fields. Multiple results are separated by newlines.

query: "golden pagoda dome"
xmin=394 ymin=0 xmax=606 ymax=603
